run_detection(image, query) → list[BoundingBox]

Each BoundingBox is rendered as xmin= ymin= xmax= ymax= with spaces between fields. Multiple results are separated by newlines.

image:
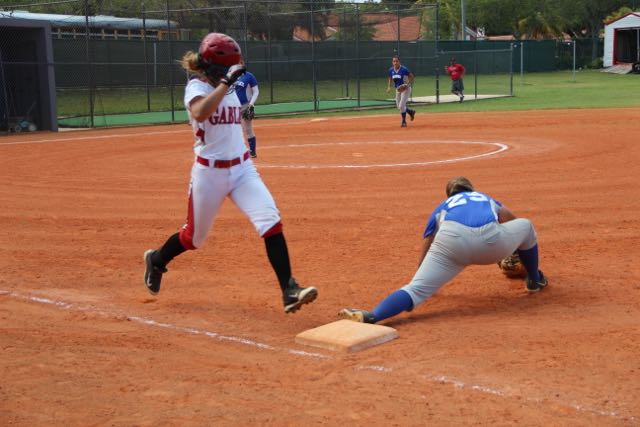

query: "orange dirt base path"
xmin=1 ymin=108 xmax=639 ymax=425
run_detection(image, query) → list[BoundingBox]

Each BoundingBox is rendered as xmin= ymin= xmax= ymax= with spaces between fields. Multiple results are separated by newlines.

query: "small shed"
xmin=603 ymin=12 xmax=640 ymax=67
xmin=0 ymin=17 xmax=57 ymax=132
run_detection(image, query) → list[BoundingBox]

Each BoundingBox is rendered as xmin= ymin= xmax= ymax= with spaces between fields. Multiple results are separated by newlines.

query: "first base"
xmin=295 ymin=319 xmax=398 ymax=352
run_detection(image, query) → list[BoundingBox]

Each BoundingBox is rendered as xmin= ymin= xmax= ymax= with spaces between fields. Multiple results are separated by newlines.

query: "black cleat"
xmin=283 ymin=277 xmax=318 ymax=314
xmin=143 ymin=249 xmax=167 ymax=295
xmin=407 ymin=109 xmax=415 ymax=121
xmin=250 ymin=150 xmax=257 ymax=158
xmin=338 ymin=308 xmax=377 ymax=324
xmin=459 ymin=94 xmax=464 ymax=103
xmin=401 ymin=122 xmax=407 ymax=128
xmin=526 ymin=270 xmax=548 ymax=293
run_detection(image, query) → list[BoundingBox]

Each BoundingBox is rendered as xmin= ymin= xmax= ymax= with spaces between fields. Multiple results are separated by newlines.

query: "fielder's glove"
xmin=498 ymin=252 xmax=527 ymax=279
xmin=397 ymin=84 xmax=408 ymax=93
xmin=242 ymin=105 xmax=255 ymax=121
xmin=220 ymin=64 xmax=246 ymax=86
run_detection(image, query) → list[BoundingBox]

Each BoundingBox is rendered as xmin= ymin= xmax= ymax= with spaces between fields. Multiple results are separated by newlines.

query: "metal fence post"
xmin=84 ymin=0 xmax=94 ymax=127
xmin=520 ymin=41 xmax=524 ymax=85
xmin=343 ymin=6 xmax=348 ymax=99
xmin=142 ymin=2 xmax=150 ymax=112
xmin=243 ymin=1 xmax=248 ymax=62
xmin=356 ymin=3 xmax=360 ymax=108
xmin=435 ymin=1 xmax=440 ymax=104
xmin=509 ymin=43 xmax=514 ymax=96
xmin=572 ymin=39 xmax=576 ymax=82
xmin=0 ymin=49 xmax=9 ymax=131
xmin=396 ymin=4 xmax=401 ymax=57
xmin=166 ymin=0 xmax=175 ymax=122
xmin=311 ymin=3 xmax=317 ymax=112
xmin=267 ymin=4 xmax=273 ymax=104
xmin=474 ymin=46 xmax=477 ymax=100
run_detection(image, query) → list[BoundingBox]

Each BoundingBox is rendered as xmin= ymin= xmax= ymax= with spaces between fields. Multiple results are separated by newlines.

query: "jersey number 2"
xmin=446 ymin=192 xmax=488 ymax=208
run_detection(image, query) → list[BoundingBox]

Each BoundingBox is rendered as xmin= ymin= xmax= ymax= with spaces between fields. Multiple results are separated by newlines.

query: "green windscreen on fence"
xmin=0 ymin=0 xmax=603 ymax=130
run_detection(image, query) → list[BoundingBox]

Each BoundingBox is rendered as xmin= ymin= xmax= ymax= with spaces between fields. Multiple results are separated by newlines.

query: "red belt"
xmin=197 ymin=151 xmax=250 ymax=168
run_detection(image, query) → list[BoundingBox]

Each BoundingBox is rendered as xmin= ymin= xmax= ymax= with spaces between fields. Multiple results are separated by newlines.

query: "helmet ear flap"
xmin=196 ymin=52 xmax=228 ymax=80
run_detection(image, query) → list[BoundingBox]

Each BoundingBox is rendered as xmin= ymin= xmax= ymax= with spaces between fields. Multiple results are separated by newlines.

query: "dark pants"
xmin=451 ymin=78 xmax=464 ymax=94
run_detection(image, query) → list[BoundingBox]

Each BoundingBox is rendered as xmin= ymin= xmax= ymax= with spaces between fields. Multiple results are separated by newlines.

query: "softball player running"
xmin=445 ymin=57 xmax=465 ymax=102
xmin=143 ymin=33 xmax=317 ymax=314
xmin=340 ymin=177 xmax=547 ymax=324
xmin=387 ymin=56 xmax=416 ymax=127
xmin=234 ymin=66 xmax=259 ymax=158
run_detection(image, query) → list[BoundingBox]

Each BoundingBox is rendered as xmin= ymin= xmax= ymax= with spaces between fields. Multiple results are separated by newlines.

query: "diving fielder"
xmin=340 ymin=177 xmax=548 ymax=324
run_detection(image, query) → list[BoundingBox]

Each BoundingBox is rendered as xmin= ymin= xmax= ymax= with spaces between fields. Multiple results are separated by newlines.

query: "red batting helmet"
xmin=197 ymin=33 xmax=242 ymax=79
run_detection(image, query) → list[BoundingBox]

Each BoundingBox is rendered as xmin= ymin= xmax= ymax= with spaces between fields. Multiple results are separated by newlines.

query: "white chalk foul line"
xmin=0 ymin=129 xmax=190 ymax=146
xmin=0 ymin=289 xmax=634 ymax=422
xmin=0 ymin=117 xmax=326 ymax=146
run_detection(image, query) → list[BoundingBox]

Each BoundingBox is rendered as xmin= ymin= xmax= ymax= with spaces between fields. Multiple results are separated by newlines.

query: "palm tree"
xmin=517 ymin=12 xmax=559 ymax=39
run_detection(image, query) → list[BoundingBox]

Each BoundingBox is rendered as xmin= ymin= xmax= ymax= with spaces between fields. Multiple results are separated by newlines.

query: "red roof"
xmin=293 ymin=13 xmax=424 ymax=42
xmin=369 ymin=15 xmax=422 ymax=41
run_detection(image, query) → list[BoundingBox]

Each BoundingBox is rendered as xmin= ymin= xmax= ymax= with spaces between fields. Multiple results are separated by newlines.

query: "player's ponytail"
xmin=181 ymin=51 xmax=201 ymax=74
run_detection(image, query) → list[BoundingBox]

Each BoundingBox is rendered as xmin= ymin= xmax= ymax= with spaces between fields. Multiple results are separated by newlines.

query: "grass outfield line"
xmin=57 ymin=70 xmax=640 ymax=127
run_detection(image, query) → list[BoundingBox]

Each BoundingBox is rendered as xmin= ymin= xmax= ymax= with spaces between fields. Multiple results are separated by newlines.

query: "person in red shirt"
xmin=445 ymin=57 xmax=465 ymax=102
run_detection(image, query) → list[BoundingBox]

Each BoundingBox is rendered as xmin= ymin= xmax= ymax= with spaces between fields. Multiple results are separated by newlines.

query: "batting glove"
xmin=220 ymin=64 xmax=246 ymax=86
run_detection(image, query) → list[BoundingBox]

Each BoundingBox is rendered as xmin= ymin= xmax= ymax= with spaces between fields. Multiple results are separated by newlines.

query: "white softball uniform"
xmin=401 ymin=192 xmax=538 ymax=307
xmin=178 ymin=78 xmax=280 ymax=249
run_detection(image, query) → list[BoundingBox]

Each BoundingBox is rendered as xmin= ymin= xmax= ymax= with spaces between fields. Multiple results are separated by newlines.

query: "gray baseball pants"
xmin=401 ymin=219 xmax=537 ymax=307
xmin=395 ymin=86 xmax=411 ymax=113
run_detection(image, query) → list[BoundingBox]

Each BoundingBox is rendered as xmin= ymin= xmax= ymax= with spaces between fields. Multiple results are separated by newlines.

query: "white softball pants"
xmin=395 ymin=86 xmax=412 ymax=113
xmin=401 ymin=219 xmax=538 ymax=307
xmin=180 ymin=159 xmax=280 ymax=249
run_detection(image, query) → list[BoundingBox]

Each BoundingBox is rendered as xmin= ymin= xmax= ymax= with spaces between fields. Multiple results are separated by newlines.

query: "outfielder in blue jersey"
xmin=387 ymin=56 xmax=416 ymax=127
xmin=340 ymin=176 xmax=548 ymax=324
xmin=234 ymin=70 xmax=259 ymax=157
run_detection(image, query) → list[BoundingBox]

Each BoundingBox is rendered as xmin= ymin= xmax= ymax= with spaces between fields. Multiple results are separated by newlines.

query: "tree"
xmin=604 ymin=6 xmax=635 ymax=23
xmin=552 ymin=0 xmax=630 ymax=59
xmin=517 ymin=12 xmax=559 ymax=39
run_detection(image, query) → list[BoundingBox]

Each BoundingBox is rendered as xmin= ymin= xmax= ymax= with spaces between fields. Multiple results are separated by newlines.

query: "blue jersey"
xmin=423 ymin=191 xmax=502 ymax=238
xmin=234 ymin=71 xmax=258 ymax=105
xmin=388 ymin=65 xmax=411 ymax=88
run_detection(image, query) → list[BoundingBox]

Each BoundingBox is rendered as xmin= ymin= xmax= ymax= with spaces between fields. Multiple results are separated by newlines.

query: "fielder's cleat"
xmin=143 ymin=249 xmax=167 ymax=295
xmin=250 ymin=150 xmax=257 ymax=158
xmin=338 ymin=308 xmax=376 ymax=324
xmin=283 ymin=277 xmax=318 ymax=314
xmin=525 ymin=270 xmax=548 ymax=293
xmin=407 ymin=109 xmax=415 ymax=121
xmin=459 ymin=95 xmax=464 ymax=103
xmin=401 ymin=122 xmax=407 ymax=128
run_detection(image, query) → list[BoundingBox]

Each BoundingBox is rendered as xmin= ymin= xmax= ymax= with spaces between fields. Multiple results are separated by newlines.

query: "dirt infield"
xmin=1 ymin=108 xmax=639 ymax=426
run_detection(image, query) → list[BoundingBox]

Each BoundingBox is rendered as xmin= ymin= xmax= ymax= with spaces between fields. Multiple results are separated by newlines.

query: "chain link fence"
xmin=2 ymin=0 xmax=520 ymax=129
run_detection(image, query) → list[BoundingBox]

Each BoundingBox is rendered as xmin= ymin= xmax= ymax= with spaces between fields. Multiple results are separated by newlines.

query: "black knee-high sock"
xmin=152 ymin=232 xmax=187 ymax=268
xmin=264 ymin=232 xmax=292 ymax=292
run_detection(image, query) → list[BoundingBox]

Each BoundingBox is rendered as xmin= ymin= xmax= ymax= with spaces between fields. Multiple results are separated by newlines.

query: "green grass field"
xmin=56 ymin=70 xmax=639 ymax=127
xmin=424 ymin=70 xmax=640 ymax=113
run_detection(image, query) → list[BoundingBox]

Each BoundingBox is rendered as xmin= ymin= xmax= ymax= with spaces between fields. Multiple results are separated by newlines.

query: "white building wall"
xmin=604 ymin=13 xmax=640 ymax=67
